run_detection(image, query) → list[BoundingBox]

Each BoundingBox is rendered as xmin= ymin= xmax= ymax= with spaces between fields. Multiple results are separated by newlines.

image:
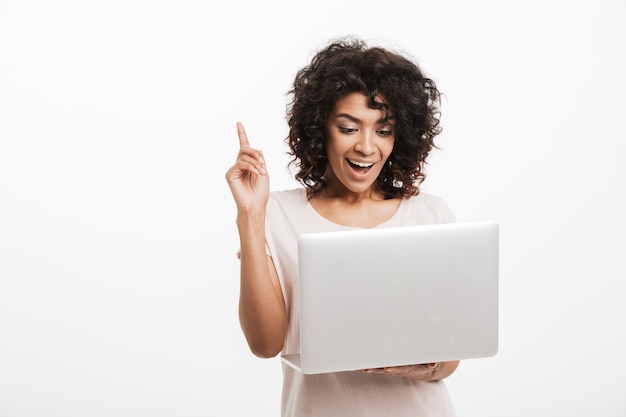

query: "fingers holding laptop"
xmin=363 ymin=361 xmax=459 ymax=381
xmin=362 ymin=363 xmax=439 ymax=378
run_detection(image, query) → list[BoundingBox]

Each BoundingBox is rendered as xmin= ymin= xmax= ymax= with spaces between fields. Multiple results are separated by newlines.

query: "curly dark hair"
xmin=286 ymin=36 xmax=442 ymax=199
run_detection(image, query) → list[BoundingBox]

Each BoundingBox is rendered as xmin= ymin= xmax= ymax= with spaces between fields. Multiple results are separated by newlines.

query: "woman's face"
xmin=324 ymin=92 xmax=395 ymax=197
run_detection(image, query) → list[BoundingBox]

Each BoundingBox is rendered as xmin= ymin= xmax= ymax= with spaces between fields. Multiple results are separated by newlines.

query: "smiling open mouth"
xmin=347 ymin=159 xmax=374 ymax=170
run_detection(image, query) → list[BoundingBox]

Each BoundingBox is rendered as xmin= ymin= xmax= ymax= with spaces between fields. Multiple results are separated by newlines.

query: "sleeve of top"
xmin=437 ymin=197 xmax=456 ymax=224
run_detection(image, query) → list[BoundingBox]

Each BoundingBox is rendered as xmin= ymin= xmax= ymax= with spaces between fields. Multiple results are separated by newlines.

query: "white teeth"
xmin=348 ymin=159 xmax=374 ymax=168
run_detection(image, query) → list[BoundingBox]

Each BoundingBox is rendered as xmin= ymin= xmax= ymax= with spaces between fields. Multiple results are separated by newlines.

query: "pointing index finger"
xmin=236 ymin=122 xmax=250 ymax=148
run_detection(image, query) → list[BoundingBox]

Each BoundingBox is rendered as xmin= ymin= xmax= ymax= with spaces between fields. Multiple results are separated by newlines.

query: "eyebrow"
xmin=334 ymin=113 xmax=395 ymax=124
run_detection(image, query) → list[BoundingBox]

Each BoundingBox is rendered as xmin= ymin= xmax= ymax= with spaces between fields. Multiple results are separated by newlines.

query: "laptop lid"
xmin=281 ymin=220 xmax=499 ymax=375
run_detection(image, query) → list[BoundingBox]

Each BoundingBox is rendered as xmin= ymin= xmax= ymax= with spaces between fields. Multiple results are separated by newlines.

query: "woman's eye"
xmin=338 ymin=127 xmax=357 ymax=134
xmin=377 ymin=130 xmax=394 ymax=137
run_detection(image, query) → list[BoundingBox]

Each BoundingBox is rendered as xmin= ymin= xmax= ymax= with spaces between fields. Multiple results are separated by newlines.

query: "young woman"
xmin=225 ymin=36 xmax=459 ymax=417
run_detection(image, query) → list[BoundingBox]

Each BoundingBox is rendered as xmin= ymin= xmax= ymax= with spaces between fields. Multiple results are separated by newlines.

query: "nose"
xmin=354 ymin=129 xmax=376 ymax=155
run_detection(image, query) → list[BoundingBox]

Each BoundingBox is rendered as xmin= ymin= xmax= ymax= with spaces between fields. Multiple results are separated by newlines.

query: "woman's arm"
xmin=226 ymin=122 xmax=287 ymax=358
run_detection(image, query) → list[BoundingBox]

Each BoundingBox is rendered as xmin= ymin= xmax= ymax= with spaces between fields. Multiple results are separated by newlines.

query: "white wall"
xmin=1 ymin=1 xmax=625 ymax=416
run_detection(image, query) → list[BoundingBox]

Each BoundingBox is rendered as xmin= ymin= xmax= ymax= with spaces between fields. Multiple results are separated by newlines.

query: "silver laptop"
xmin=281 ymin=220 xmax=499 ymax=375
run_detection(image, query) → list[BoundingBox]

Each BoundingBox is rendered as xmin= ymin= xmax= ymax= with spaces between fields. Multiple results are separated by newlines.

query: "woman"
xmin=225 ymin=36 xmax=459 ymax=417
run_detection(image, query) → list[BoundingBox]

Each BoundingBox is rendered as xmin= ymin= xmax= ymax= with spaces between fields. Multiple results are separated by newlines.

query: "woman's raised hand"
xmin=225 ymin=122 xmax=270 ymax=211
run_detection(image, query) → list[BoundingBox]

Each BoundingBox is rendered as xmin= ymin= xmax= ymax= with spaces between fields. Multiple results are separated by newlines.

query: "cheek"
xmin=383 ymin=140 xmax=395 ymax=159
xmin=326 ymin=141 xmax=346 ymax=161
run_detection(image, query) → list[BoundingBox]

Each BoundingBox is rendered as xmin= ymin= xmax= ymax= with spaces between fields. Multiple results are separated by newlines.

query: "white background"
xmin=1 ymin=0 xmax=625 ymax=416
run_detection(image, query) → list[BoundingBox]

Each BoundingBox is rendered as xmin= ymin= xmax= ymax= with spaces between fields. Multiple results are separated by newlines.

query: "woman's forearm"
xmin=237 ymin=209 xmax=287 ymax=358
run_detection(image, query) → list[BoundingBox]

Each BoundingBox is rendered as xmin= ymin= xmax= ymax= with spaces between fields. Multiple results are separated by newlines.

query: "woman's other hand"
xmin=363 ymin=360 xmax=460 ymax=381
